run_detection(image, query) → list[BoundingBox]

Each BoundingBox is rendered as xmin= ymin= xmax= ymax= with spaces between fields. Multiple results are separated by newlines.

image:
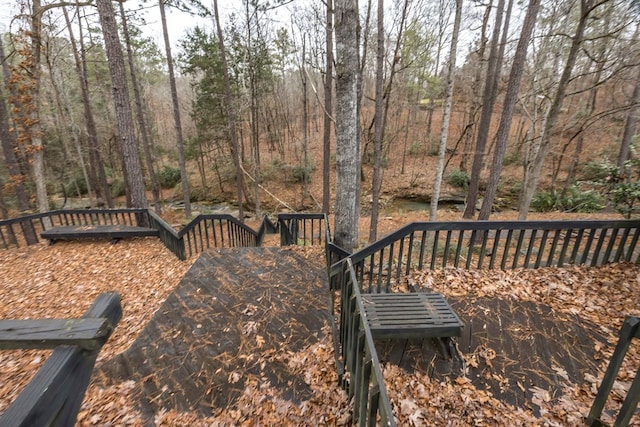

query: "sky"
xmin=0 ymin=0 xmax=238 ymax=51
xmin=1 ymin=0 xmax=300 ymax=52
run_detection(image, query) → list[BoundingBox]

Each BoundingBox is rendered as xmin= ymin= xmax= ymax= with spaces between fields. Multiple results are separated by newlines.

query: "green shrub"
xmin=292 ymin=164 xmax=313 ymax=183
xmin=445 ymin=169 xmax=470 ymax=189
xmin=65 ymin=176 xmax=88 ymax=197
xmin=580 ymin=161 xmax=617 ymax=182
xmin=531 ymin=190 xmax=557 ymax=212
xmin=531 ymin=186 xmax=604 ymax=213
xmin=158 ymin=165 xmax=182 ymax=189
xmin=603 ymin=158 xmax=640 ymax=218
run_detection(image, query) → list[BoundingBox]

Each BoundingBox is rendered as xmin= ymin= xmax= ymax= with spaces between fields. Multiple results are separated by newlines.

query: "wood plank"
xmin=41 ymin=225 xmax=158 ymax=241
xmin=0 ymin=318 xmax=112 ymax=351
xmin=362 ymin=292 xmax=463 ymax=340
xmin=0 ymin=292 xmax=121 ymax=427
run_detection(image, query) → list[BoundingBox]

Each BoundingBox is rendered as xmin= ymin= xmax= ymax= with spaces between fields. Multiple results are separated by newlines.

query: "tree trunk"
xmin=322 ymin=0 xmax=334 ymax=213
xmin=159 ymin=0 xmax=190 ymax=217
xmin=300 ymin=35 xmax=310 ymax=208
xmin=479 ymin=0 xmax=541 ymax=220
xmin=430 ymin=0 xmax=462 ymax=221
xmin=369 ymin=0 xmax=384 ymax=243
xmin=29 ymin=0 xmax=50 ymax=220
xmin=0 ymin=41 xmax=31 ymax=214
xmin=334 ymin=0 xmax=361 ymax=251
xmin=459 ymin=2 xmax=492 ymax=174
xmin=618 ymin=67 xmax=640 ymax=167
xmin=518 ymin=0 xmax=604 ymax=219
xmin=463 ymin=0 xmax=507 ymax=219
xmin=120 ymin=1 xmax=162 ymax=213
xmin=213 ymin=0 xmax=244 ymax=221
xmin=77 ymin=7 xmax=113 ymax=207
xmin=96 ymin=0 xmax=148 ymax=210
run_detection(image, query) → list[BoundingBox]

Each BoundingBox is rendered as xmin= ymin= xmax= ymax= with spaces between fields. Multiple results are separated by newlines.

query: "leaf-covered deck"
xmin=95 ymin=247 xmax=331 ymax=420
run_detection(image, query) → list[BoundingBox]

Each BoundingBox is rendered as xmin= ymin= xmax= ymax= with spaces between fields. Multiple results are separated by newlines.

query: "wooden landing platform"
xmin=97 ymin=247 xmax=330 ymax=420
xmin=376 ymin=295 xmax=610 ymax=410
xmin=41 ymin=225 xmax=158 ymax=243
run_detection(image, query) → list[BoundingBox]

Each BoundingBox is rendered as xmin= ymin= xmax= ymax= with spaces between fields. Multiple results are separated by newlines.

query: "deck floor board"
xmin=96 ymin=247 xmax=330 ymax=420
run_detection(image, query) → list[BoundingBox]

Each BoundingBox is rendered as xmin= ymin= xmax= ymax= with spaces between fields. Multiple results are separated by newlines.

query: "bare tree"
xmin=159 ymin=0 xmax=190 ymax=217
xmin=96 ymin=0 xmax=148 ymax=209
xmin=618 ymin=65 xmax=640 ymax=167
xmin=369 ymin=0 xmax=384 ymax=243
xmin=213 ymin=0 xmax=244 ymax=221
xmin=334 ymin=0 xmax=361 ymax=251
xmin=463 ymin=0 xmax=508 ymax=219
xmin=64 ymin=5 xmax=113 ymax=207
xmin=479 ymin=0 xmax=541 ymax=220
xmin=322 ymin=0 xmax=333 ymax=213
xmin=119 ymin=1 xmax=162 ymax=213
xmin=518 ymin=0 xmax=610 ymax=219
xmin=430 ymin=0 xmax=462 ymax=221
xmin=0 ymin=40 xmax=31 ymax=215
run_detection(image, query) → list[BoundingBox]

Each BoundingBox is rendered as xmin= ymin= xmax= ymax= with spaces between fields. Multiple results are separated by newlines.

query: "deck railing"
xmin=0 ymin=209 xmax=152 ymax=250
xmin=348 ymin=219 xmax=640 ymax=293
xmin=278 ymin=213 xmax=329 ymax=246
xmin=0 ymin=209 xmax=280 ymax=260
xmin=0 ymin=292 xmax=122 ymax=427
xmin=178 ymin=214 xmax=261 ymax=257
xmin=277 ymin=213 xmax=396 ymax=425
xmin=330 ymin=258 xmax=396 ymax=427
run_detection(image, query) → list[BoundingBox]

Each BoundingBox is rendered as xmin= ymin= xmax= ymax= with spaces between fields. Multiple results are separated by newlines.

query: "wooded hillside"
xmin=0 ymin=0 xmax=638 ymax=229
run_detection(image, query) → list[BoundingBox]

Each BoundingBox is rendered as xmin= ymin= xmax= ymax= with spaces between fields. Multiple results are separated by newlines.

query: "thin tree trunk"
xmin=369 ymin=0 xmax=384 ymax=243
xmin=120 ymin=1 xmax=162 ymax=213
xmin=158 ymin=0 xmax=190 ymax=217
xmin=96 ymin=0 xmax=148 ymax=210
xmin=45 ymin=46 xmax=95 ymax=208
xmin=29 ymin=0 xmax=51 ymax=221
xmin=300 ymin=36 xmax=310 ymax=208
xmin=75 ymin=5 xmax=113 ymax=207
xmin=334 ymin=0 xmax=361 ymax=251
xmin=463 ymin=0 xmax=507 ymax=218
xmin=322 ymin=0 xmax=334 ymax=213
xmin=0 ymin=41 xmax=31 ymax=214
xmin=213 ymin=0 xmax=244 ymax=221
xmin=430 ymin=0 xmax=462 ymax=221
xmin=518 ymin=0 xmax=605 ymax=219
xmin=479 ymin=0 xmax=541 ymax=220
xmin=618 ymin=66 xmax=640 ymax=167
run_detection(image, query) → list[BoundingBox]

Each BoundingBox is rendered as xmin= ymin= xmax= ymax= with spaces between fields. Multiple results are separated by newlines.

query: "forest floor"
xmin=0 ymin=209 xmax=638 ymax=426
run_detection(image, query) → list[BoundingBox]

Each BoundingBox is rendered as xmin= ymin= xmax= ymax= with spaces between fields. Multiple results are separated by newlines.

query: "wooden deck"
xmin=376 ymin=296 xmax=610 ymax=410
xmin=96 ymin=247 xmax=330 ymax=420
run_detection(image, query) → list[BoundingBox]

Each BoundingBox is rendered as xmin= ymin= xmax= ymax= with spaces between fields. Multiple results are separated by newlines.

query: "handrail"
xmin=0 ymin=209 xmax=280 ymax=260
xmin=331 ymin=258 xmax=396 ymax=426
xmin=0 ymin=292 xmax=122 ymax=427
xmin=347 ymin=219 xmax=640 ymax=293
xmin=0 ymin=209 xmax=152 ymax=250
xmin=147 ymin=209 xmax=186 ymax=260
xmin=278 ymin=213 xmax=329 ymax=246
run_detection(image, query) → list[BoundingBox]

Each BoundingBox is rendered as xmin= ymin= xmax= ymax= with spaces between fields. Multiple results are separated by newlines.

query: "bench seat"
xmin=41 ymin=225 xmax=158 ymax=243
xmin=361 ymin=292 xmax=462 ymax=340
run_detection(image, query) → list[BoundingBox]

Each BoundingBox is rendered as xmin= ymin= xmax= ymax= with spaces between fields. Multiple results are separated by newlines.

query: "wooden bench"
xmin=361 ymin=292 xmax=463 ymax=340
xmin=41 ymin=224 xmax=159 ymax=244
